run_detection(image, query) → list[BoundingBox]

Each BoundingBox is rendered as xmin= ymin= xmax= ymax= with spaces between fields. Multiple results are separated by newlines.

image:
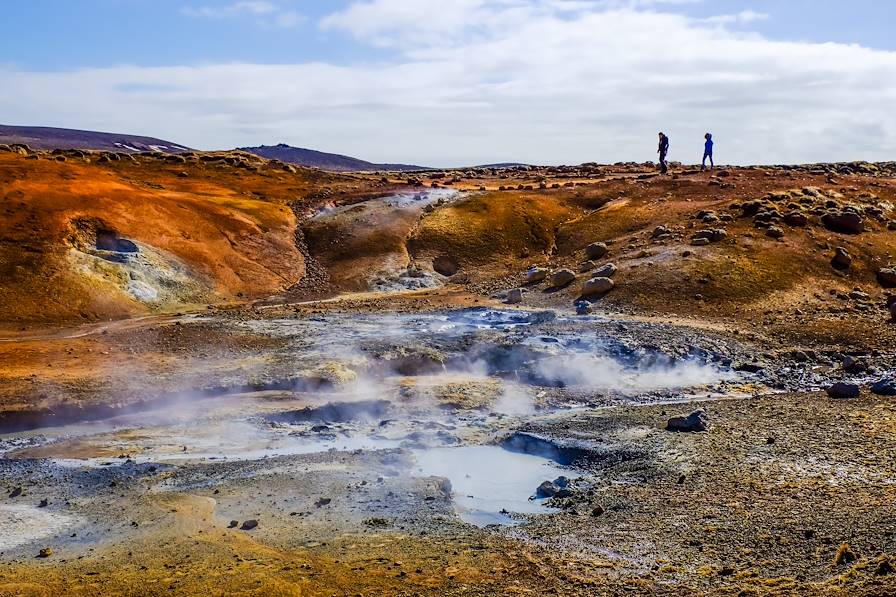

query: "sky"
xmin=3 ymin=0 xmax=896 ymax=166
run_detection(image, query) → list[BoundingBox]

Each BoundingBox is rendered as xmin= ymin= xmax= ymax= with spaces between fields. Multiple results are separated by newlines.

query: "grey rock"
xmin=550 ymin=269 xmax=576 ymax=288
xmin=581 ymin=277 xmax=614 ymax=297
xmin=666 ymin=410 xmax=709 ymax=432
xmin=585 ymin=242 xmax=609 ymax=260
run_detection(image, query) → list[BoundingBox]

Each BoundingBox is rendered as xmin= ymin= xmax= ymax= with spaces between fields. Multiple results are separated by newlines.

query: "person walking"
xmin=657 ymin=132 xmax=670 ymax=175
xmin=702 ymin=133 xmax=714 ymax=171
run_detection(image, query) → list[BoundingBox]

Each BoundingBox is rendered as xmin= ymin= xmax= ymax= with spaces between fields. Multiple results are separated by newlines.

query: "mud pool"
xmin=0 ymin=304 xmax=803 ymax=565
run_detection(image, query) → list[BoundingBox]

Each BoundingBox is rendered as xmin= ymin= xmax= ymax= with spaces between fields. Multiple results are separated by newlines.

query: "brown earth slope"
xmin=0 ymin=148 xmax=389 ymax=326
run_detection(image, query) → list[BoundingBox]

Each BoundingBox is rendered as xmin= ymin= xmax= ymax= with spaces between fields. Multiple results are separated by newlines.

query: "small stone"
xmin=240 ymin=519 xmax=258 ymax=531
xmin=8 ymin=487 xmax=22 ymax=498
xmin=38 ymin=548 xmax=53 ymax=558
xmin=765 ymin=226 xmax=784 ymax=239
xmin=228 ymin=520 xmax=239 ymax=528
xmin=575 ymin=300 xmax=593 ymax=315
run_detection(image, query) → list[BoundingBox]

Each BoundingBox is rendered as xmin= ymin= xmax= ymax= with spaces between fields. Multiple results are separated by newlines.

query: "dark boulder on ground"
xmin=877 ymin=268 xmax=896 ymax=288
xmin=240 ymin=519 xmax=259 ymax=530
xmin=822 ymin=211 xmax=864 ymax=234
xmin=831 ymin=247 xmax=852 ymax=271
xmin=666 ymin=410 xmax=709 ymax=432
xmin=826 ymin=382 xmax=860 ymax=399
xmin=871 ymin=378 xmax=896 ymax=396
xmin=585 ymin=242 xmax=608 ymax=260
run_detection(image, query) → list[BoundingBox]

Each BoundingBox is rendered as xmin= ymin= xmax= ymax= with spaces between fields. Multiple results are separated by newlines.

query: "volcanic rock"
xmin=592 ymin=263 xmax=618 ymax=278
xmin=692 ymin=229 xmax=727 ymax=243
xmin=240 ymin=520 xmax=259 ymax=530
xmin=822 ymin=211 xmax=864 ymax=234
xmin=581 ymin=277 xmax=614 ymax=297
xmin=877 ymin=268 xmax=896 ymax=288
xmin=585 ymin=242 xmax=608 ymax=260
xmin=525 ymin=267 xmax=549 ymax=283
xmin=826 ymin=382 xmax=860 ymax=399
xmin=506 ymin=288 xmax=523 ymax=304
xmin=666 ymin=410 xmax=709 ymax=433
xmin=783 ymin=212 xmax=808 ymax=226
xmin=871 ymin=378 xmax=896 ymax=396
xmin=575 ymin=300 xmax=593 ymax=315
xmin=831 ymin=247 xmax=852 ymax=271
xmin=550 ymin=269 xmax=576 ymax=288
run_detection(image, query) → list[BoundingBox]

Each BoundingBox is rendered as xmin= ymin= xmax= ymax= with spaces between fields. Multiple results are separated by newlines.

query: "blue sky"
xmin=3 ymin=1 xmax=896 ymax=165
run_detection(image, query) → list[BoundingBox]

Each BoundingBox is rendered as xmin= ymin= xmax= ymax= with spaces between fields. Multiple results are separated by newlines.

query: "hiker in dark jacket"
xmin=702 ymin=133 xmax=714 ymax=171
xmin=657 ymin=132 xmax=670 ymax=174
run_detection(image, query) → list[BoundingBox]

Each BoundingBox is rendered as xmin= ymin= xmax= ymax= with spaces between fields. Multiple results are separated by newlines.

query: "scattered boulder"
xmin=525 ymin=267 xmax=549 ymax=284
xmin=575 ymin=300 xmax=593 ymax=315
xmin=8 ymin=487 xmax=22 ymax=498
xmin=766 ymin=226 xmax=784 ymax=239
xmin=842 ymin=356 xmax=868 ymax=373
xmin=228 ymin=520 xmax=239 ymax=528
xmin=240 ymin=519 xmax=259 ymax=531
xmin=830 ymin=247 xmax=852 ymax=271
xmin=691 ymin=238 xmax=710 ymax=247
xmin=877 ymin=268 xmax=896 ymax=288
xmin=432 ymin=255 xmax=459 ymax=277
xmin=536 ymin=480 xmax=559 ymax=498
xmin=592 ymin=263 xmax=618 ymax=278
xmin=38 ymin=548 xmax=53 ymax=558
xmin=666 ymin=410 xmax=709 ymax=433
xmin=535 ymin=477 xmax=572 ymax=499
xmin=579 ymin=261 xmax=595 ymax=273
xmin=826 ymin=382 xmax=860 ymax=399
xmin=733 ymin=362 xmax=764 ymax=373
xmin=581 ymin=277 xmax=614 ymax=297
xmin=585 ymin=242 xmax=608 ymax=260
xmin=691 ymin=229 xmax=727 ymax=243
xmin=871 ymin=378 xmax=896 ymax=396
xmin=550 ymin=269 xmax=576 ymax=288
xmin=783 ymin=212 xmax=808 ymax=226
xmin=506 ymin=288 xmax=523 ymax=304
xmin=822 ymin=211 xmax=864 ymax=234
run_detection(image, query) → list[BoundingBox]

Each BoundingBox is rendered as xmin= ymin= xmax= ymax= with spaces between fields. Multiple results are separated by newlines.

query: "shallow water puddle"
xmin=411 ymin=445 xmax=574 ymax=526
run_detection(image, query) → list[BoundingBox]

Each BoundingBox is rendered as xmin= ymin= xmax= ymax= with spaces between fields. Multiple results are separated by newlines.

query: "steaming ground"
xmin=1 ymin=300 xmax=894 ymax=594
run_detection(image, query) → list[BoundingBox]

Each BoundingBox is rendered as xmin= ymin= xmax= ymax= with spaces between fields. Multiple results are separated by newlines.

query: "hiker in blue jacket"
xmin=702 ymin=133 xmax=714 ymax=171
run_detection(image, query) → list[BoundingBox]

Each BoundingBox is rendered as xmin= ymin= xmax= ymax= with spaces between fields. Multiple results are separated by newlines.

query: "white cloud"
xmin=182 ymin=1 xmax=278 ymax=18
xmin=181 ymin=1 xmax=303 ymax=27
xmin=4 ymin=1 xmax=896 ymax=166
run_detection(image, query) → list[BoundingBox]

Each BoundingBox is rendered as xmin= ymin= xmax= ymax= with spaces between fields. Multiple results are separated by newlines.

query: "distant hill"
xmin=0 ymin=125 xmax=191 ymax=154
xmin=240 ymin=143 xmax=427 ymax=172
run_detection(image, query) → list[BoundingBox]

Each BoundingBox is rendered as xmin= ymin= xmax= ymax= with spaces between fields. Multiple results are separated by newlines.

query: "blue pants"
xmin=702 ymin=152 xmax=713 ymax=169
